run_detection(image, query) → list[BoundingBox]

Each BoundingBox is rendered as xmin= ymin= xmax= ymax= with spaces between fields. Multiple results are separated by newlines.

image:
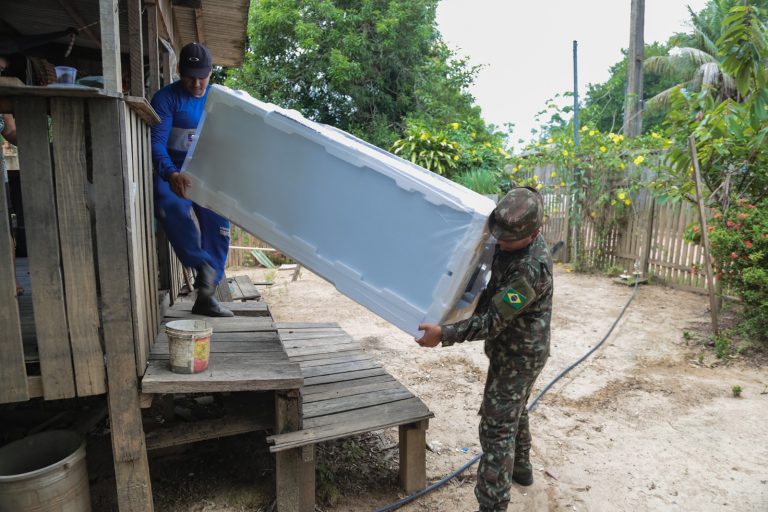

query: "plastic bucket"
xmin=0 ymin=430 xmax=91 ymax=512
xmin=166 ymin=319 xmax=212 ymax=374
xmin=53 ymin=66 xmax=77 ymax=85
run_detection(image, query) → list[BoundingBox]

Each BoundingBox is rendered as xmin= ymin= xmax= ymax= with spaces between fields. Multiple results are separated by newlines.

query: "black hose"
xmin=373 ymin=277 xmax=640 ymax=512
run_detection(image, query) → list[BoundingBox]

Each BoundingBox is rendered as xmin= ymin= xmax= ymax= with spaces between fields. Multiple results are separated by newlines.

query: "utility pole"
xmin=569 ymin=40 xmax=580 ymax=264
xmin=623 ymin=0 xmax=645 ymax=137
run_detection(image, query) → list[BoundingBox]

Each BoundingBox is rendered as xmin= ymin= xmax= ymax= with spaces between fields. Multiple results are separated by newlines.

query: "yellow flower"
xmin=452 ymin=142 xmax=459 ymax=149
xmin=533 ymin=175 xmax=539 ymax=181
xmin=624 ymin=199 xmax=631 ymax=205
xmin=550 ymin=171 xmax=558 ymax=178
xmin=619 ymin=162 xmax=626 ymax=170
xmin=599 ymin=146 xmax=607 ymax=153
xmin=453 ymin=155 xmax=459 ymax=161
xmin=536 ymin=183 xmax=543 ymax=190
xmin=580 ymin=126 xmax=589 ymax=132
xmin=420 ymin=133 xmax=428 ymax=141
xmin=651 ymin=132 xmax=661 ymax=139
xmin=590 ymin=211 xmax=597 ymax=218
xmin=589 ymin=130 xmax=596 ymax=136
xmin=611 ymin=199 xmax=617 ymax=206
xmin=570 ymin=151 xmax=575 ymax=157
xmin=562 ymin=149 xmax=569 ymax=156
xmin=450 ymin=122 xmax=460 ymax=130
xmin=560 ymin=181 xmax=566 ymax=187
xmin=568 ymin=139 xmax=574 ymax=145
xmin=499 ymin=148 xmax=509 ymax=157
xmin=617 ymin=191 xmax=627 ymax=200
xmin=471 ymin=132 xmax=477 ymax=138
xmin=547 ymin=138 xmax=554 ymax=144
xmin=634 ymin=155 xmax=645 ymax=165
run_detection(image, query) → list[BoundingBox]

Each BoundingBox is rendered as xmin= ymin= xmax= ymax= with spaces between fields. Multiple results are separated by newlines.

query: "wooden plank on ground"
xmin=289 ymin=349 xmax=367 ymax=363
xmin=89 ymin=97 xmax=153 ymax=512
xmin=302 ymin=378 xmax=401 ymax=403
xmin=50 ymin=98 xmax=106 ymax=397
xmin=0 ymin=177 xmax=27 ymax=403
xmin=146 ymin=413 xmax=272 ymax=451
xmin=287 ymin=343 xmax=363 ymax=358
xmin=303 ymin=387 xmax=414 ymax=419
xmin=275 ymin=322 xmax=340 ymax=329
xmin=295 ymin=352 xmax=371 ymax=368
xmin=300 ymin=374 xmax=396 ymax=396
xmin=281 ymin=335 xmax=355 ymax=348
xmin=230 ymin=275 xmax=261 ymax=301
xmin=304 ymin=367 xmax=389 ymax=386
xmin=149 ymin=342 xmax=285 ymax=358
xmin=142 ymin=356 xmax=303 ymax=394
xmin=268 ymin=398 xmax=433 ymax=451
xmin=300 ymin=359 xmax=381 ymax=379
xmin=14 ymin=96 xmax=76 ymax=400
xmin=169 ymin=301 xmax=269 ymax=317
xmin=154 ymin=330 xmax=279 ymax=344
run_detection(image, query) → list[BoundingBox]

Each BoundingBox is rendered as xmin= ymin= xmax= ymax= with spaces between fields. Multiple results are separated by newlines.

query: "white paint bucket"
xmin=0 ymin=430 xmax=91 ymax=512
xmin=166 ymin=319 xmax=212 ymax=374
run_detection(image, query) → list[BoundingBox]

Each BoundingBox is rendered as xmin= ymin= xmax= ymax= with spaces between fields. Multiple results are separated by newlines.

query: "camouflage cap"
xmin=488 ymin=187 xmax=544 ymax=241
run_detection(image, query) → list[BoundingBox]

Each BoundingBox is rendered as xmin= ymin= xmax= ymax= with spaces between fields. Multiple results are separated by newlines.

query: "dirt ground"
xmin=229 ymin=263 xmax=766 ymax=512
xmin=131 ymin=263 xmax=768 ymax=512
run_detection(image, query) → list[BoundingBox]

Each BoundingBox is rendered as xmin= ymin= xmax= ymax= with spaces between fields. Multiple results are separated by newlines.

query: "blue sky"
xmin=437 ymin=0 xmax=709 ymax=144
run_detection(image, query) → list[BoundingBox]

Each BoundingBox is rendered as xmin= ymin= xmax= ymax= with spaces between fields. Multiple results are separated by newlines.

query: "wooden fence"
xmin=541 ymin=190 xmax=709 ymax=293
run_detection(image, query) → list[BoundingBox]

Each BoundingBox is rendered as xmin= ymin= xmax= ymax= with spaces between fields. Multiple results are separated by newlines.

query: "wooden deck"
xmin=141 ymin=302 xmax=303 ymax=394
xmin=267 ymin=323 xmax=433 ymax=510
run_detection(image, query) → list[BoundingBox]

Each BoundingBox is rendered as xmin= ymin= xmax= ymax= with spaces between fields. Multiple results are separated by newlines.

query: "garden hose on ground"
xmin=373 ymin=276 xmax=641 ymax=512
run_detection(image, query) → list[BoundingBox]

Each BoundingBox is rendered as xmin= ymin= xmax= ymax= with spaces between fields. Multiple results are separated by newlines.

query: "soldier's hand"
xmin=169 ymin=172 xmax=192 ymax=198
xmin=415 ymin=323 xmax=442 ymax=348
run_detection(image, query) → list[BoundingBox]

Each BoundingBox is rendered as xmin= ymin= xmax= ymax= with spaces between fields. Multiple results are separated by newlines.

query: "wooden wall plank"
xmin=99 ymin=0 xmax=123 ymax=93
xmin=89 ymin=98 xmax=154 ymax=512
xmin=50 ymin=98 xmax=107 ymax=397
xmin=142 ymin=122 xmax=160 ymax=342
xmin=146 ymin=3 xmax=162 ymax=97
xmin=0 ymin=177 xmax=28 ymax=403
xmin=14 ymin=96 xmax=76 ymax=400
xmin=127 ymin=0 xmax=145 ymax=97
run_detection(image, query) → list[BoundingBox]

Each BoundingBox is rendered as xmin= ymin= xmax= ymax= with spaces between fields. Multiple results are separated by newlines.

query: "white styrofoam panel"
xmin=182 ymin=85 xmax=495 ymax=335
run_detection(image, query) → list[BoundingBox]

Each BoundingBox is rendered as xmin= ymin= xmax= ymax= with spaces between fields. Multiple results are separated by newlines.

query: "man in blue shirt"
xmin=151 ymin=42 xmax=233 ymax=317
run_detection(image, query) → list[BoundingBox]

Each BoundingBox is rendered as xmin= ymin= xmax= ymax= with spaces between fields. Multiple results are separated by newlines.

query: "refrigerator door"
xmin=182 ymin=85 xmax=495 ymax=336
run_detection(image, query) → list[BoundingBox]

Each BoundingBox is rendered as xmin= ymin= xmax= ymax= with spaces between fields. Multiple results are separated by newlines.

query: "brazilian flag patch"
xmin=502 ymin=288 xmax=527 ymax=309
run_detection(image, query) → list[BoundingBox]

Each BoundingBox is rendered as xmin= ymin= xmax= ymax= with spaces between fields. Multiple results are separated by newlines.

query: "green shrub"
xmin=709 ymin=198 xmax=768 ymax=343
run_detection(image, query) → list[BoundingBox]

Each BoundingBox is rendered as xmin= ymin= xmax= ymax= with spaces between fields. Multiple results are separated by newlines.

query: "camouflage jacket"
xmin=441 ymin=234 xmax=553 ymax=363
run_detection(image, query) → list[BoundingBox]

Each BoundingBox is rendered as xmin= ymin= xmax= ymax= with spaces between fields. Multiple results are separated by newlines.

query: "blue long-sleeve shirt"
xmin=151 ymin=82 xmax=210 ymax=181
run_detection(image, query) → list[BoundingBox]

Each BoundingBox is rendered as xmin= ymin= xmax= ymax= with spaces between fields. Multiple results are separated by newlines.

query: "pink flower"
xmin=744 ymin=241 xmax=753 ymax=249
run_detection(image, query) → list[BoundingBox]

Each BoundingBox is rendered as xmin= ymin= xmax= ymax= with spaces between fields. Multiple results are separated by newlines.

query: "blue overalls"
xmin=151 ymin=82 xmax=230 ymax=285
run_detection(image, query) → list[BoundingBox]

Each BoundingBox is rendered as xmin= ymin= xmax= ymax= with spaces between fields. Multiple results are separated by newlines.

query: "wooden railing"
xmin=0 ymin=87 xmax=160 ymax=404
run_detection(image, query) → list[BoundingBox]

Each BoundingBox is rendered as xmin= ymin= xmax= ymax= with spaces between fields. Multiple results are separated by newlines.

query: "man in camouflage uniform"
xmin=416 ymin=187 xmax=553 ymax=512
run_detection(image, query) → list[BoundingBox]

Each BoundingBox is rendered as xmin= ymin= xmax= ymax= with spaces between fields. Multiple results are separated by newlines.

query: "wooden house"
xmin=0 ymin=1 xmax=250 ymax=509
xmin=0 ymin=2 xmax=433 ymax=511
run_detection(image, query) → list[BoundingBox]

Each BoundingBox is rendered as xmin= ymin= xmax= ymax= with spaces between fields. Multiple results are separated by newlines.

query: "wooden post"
xmin=623 ymin=0 xmax=645 ymax=137
xmin=127 ymin=0 xmax=145 ymax=97
xmin=640 ymin=194 xmax=655 ymax=277
xmin=146 ymin=1 xmax=161 ymax=97
xmin=100 ymin=0 xmax=123 ymax=93
xmin=0 ymin=172 xmax=27 ymax=404
xmin=275 ymin=389 xmax=313 ymax=512
xmin=689 ymin=135 xmax=719 ymax=334
xmin=89 ymin=98 xmax=153 ymax=512
xmin=14 ymin=97 xmax=76 ymax=400
xmin=399 ymin=419 xmax=428 ymax=493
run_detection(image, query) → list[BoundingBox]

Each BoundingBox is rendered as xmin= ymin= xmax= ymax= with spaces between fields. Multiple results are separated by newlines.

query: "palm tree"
xmin=643 ymin=0 xmax=759 ymax=110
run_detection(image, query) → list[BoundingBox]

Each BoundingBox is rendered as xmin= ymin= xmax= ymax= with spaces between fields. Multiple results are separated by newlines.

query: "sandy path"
xmin=236 ymin=264 xmax=767 ymax=512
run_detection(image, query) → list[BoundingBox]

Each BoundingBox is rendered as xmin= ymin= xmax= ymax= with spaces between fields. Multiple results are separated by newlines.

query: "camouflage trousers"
xmin=475 ymin=355 xmax=546 ymax=512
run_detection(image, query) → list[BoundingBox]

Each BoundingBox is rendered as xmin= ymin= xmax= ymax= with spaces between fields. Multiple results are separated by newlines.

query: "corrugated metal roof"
xmin=0 ymin=0 xmax=248 ymax=67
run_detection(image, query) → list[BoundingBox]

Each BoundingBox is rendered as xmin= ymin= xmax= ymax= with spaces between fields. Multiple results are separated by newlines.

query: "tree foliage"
xmin=227 ymin=0 xmax=490 ymax=150
xmin=580 ymin=43 xmax=679 ymax=134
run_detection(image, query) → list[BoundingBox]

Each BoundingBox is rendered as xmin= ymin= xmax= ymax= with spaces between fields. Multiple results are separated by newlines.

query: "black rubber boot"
xmin=194 ymin=262 xmax=217 ymax=300
xmin=512 ymin=462 xmax=534 ymax=486
xmin=192 ymin=296 xmax=234 ymax=317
